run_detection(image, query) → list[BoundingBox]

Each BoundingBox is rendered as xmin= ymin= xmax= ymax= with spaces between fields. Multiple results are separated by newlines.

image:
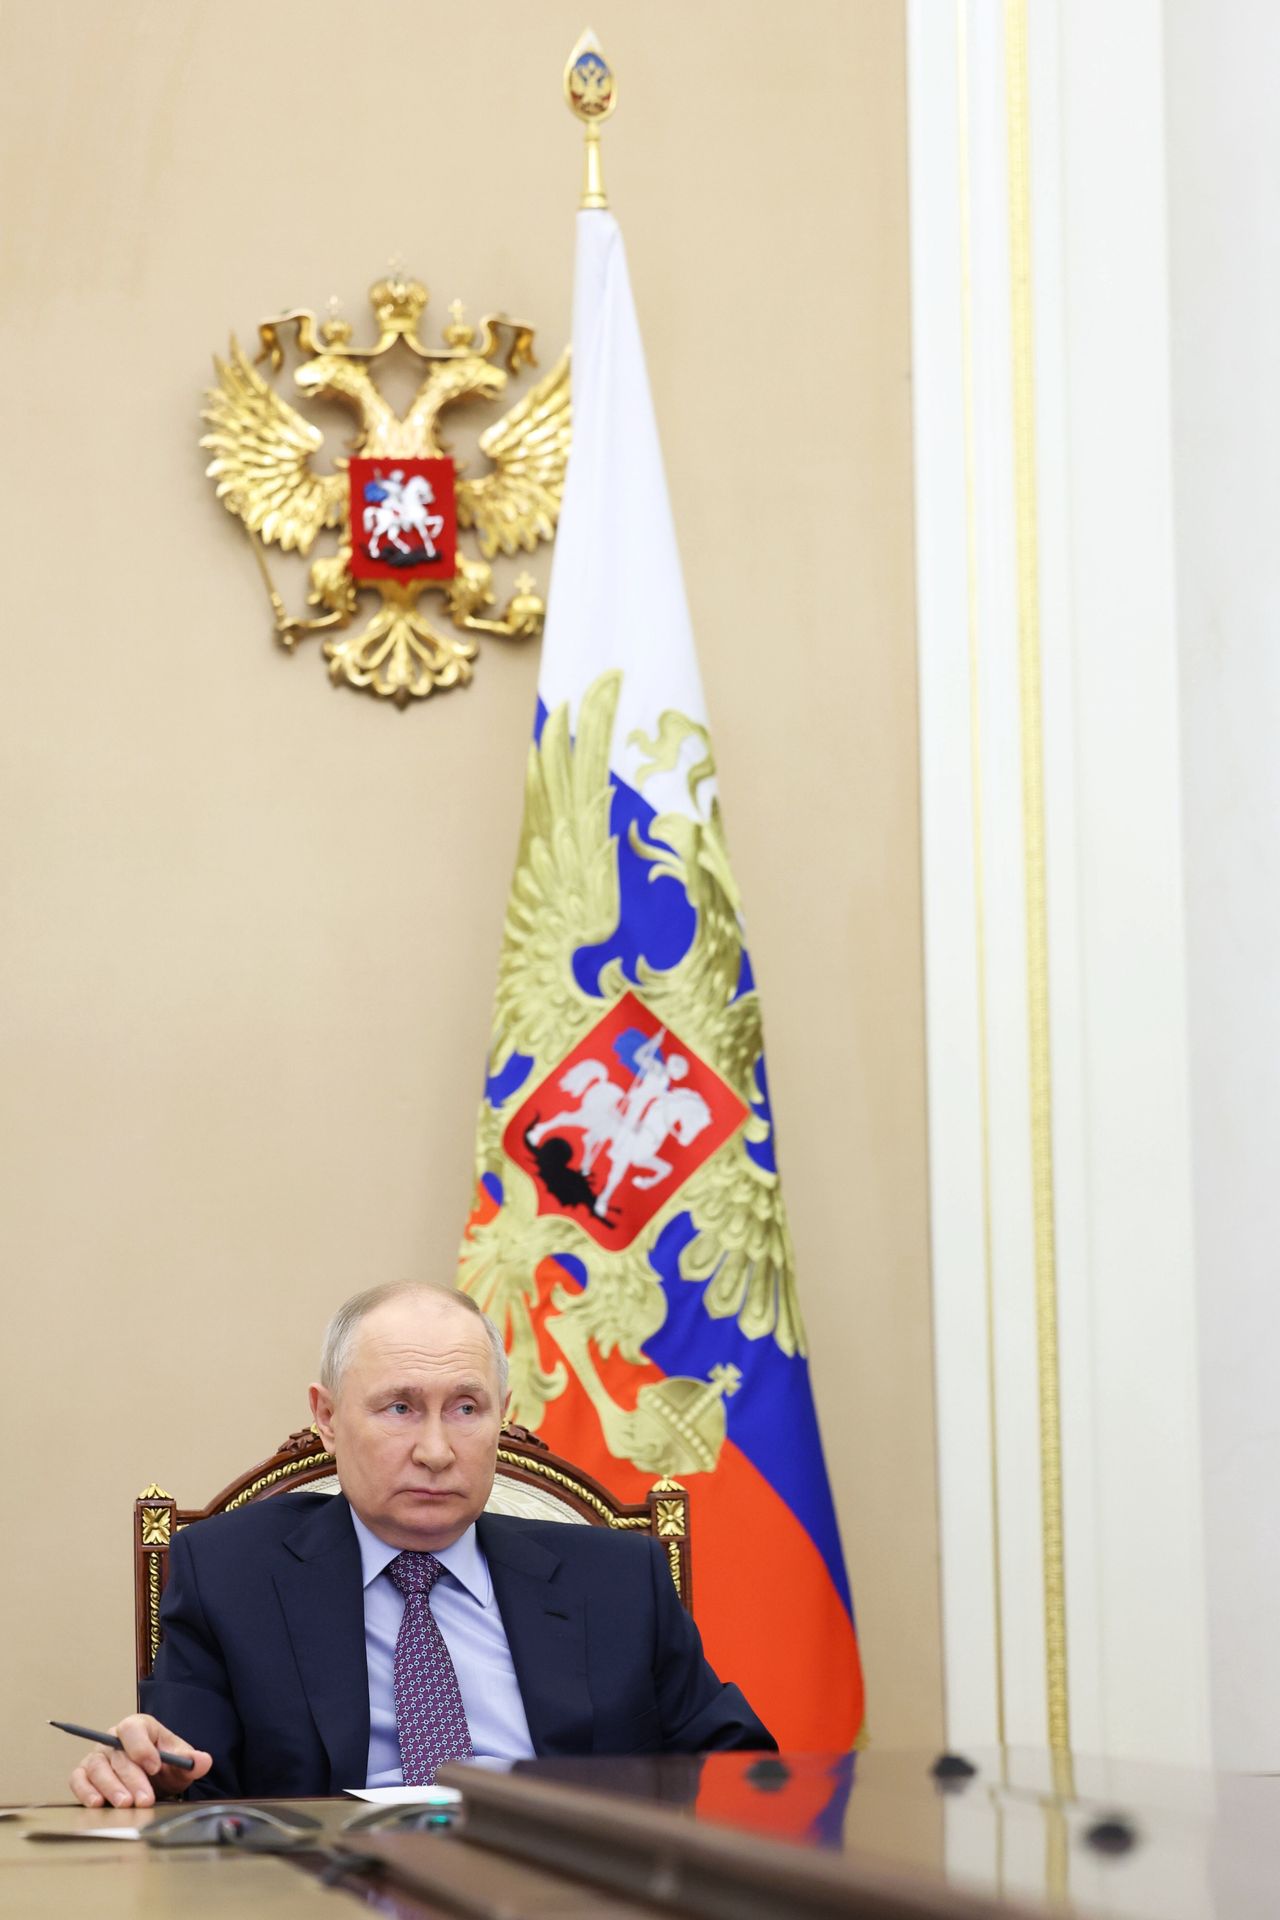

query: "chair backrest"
xmin=133 ymin=1422 xmax=691 ymax=1690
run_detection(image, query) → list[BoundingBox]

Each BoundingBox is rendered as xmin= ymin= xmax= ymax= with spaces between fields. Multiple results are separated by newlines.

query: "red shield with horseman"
xmin=348 ymin=456 xmax=457 ymax=581
xmin=503 ymin=992 xmax=748 ymax=1249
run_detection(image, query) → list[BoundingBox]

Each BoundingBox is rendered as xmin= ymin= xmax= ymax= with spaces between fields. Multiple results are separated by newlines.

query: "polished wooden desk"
xmin=0 ymin=1801 xmax=375 ymax=1920
xmin=7 ymin=1750 xmax=1280 ymax=1919
xmin=420 ymin=1749 xmax=1280 ymax=1920
xmin=0 ymin=1795 xmax=670 ymax=1919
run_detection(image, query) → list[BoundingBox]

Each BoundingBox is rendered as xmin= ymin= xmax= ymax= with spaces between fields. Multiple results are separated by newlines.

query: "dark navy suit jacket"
xmin=140 ymin=1492 xmax=774 ymax=1798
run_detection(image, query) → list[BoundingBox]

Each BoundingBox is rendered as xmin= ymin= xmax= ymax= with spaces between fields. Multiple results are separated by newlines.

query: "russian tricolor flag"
xmin=460 ymin=205 xmax=863 ymax=1748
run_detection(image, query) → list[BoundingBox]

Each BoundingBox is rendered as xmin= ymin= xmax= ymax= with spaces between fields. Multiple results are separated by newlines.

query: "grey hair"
xmin=320 ymin=1281 xmax=509 ymax=1401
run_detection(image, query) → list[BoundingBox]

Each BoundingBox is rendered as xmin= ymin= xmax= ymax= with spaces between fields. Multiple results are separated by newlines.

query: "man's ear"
xmin=309 ymin=1382 xmax=337 ymax=1450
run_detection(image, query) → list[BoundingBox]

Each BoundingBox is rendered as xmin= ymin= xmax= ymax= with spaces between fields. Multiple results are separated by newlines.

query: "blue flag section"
xmin=459 ymin=208 xmax=863 ymax=1747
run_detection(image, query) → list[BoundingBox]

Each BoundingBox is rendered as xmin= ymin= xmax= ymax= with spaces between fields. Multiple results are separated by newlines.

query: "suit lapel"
xmin=479 ymin=1514 xmax=594 ymax=1755
xmin=273 ymin=1494 xmax=370 ymax=1792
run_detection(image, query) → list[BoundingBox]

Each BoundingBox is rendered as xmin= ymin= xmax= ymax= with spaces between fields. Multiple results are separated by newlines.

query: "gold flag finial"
xmin=564 ymin=28 xmax=616 ymax=210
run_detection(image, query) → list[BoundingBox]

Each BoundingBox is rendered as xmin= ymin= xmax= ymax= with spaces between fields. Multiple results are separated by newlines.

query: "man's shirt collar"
xmin=348 ymin=1505 xmax=492 ymax=1606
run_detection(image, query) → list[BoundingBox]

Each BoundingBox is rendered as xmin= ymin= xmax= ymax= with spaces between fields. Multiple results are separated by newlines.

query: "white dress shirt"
xmin=349 ymin=1509 xmax=536 ymax=1787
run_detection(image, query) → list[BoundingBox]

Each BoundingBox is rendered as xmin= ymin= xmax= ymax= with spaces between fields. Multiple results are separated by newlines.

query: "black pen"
xmin=49 ymin=1720 xmax=196 ymax=1770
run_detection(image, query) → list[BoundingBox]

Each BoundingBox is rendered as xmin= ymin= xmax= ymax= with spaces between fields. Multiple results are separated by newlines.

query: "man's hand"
xmin=68 ymin=1715 xmax=212 ymax=1807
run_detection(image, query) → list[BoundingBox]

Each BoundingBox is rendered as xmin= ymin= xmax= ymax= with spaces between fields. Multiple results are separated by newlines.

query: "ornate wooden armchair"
xmin=134 ymin=1423 xmax=691 ymax=1691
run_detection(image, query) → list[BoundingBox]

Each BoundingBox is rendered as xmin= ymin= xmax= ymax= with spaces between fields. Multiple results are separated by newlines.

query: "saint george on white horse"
xmin=362 ymin=470 xmax=445 ymax=560
xmin=529 ymin=1036 xmax=712 ymax=1220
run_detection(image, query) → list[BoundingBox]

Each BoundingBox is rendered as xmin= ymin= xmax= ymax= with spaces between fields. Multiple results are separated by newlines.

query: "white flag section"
xmin=538 ymin=211 xmax=712 ymax=819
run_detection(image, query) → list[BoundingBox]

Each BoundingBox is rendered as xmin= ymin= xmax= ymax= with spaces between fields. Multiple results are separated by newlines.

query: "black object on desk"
xmin=146 ymin=1802 xmax=320 ymax=1851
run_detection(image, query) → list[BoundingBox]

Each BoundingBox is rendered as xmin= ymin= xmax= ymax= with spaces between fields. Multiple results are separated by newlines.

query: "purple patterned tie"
xmin=388 ymin=1552 xmax=473 ymax=1784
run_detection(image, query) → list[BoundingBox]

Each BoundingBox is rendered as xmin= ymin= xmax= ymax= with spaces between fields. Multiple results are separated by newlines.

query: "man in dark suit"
xmin=70 ymin=1281 xmax=772 ymax=1806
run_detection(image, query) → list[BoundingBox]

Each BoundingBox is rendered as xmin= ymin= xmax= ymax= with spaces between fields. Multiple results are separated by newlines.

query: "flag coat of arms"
xmin=459 ymin=207 xmax=864 ymax=1747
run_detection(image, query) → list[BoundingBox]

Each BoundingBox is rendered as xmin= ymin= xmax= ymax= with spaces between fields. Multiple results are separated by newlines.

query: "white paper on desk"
xmin=343 ymin=1785 xmax=461 ymax=1806
xmin=84 ymin=1828 xmax=144 ymax=1840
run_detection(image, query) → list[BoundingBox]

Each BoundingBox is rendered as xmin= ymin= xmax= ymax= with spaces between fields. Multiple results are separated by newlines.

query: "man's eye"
xmin=388 ymin=1401 xmax=410 ymax=1415
xmin=457 ymin=1401 xmax=477 ymax=1416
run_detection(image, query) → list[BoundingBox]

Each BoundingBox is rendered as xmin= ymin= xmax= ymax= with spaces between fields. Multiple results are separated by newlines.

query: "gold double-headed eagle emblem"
xmin=201 ymin=276 xmax=571 ymax=706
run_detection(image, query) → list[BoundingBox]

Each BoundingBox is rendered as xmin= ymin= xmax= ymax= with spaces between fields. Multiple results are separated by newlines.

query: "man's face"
xmin=309 ymin=1293 xmax=506 ymax=1552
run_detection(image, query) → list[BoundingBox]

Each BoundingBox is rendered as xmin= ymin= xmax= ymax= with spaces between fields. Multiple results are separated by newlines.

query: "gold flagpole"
xmin=563 ymin=29 xmax=617 ymax=208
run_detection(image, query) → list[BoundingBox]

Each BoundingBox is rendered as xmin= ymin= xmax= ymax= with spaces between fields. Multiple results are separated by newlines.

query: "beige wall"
xmin=0 ymin=0 xmax=939 ymax=1801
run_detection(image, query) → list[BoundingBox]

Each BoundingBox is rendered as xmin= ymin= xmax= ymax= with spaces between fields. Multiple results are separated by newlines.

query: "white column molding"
xmin=1165 ymin=0 xmax=1280 ymax=1776
xmin=907 ymin=0 xmax=1211 ymax=1768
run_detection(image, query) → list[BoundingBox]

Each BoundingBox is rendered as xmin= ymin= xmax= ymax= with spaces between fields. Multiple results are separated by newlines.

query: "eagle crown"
xmin=370 ymin=275 xmax=429 ymax=338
